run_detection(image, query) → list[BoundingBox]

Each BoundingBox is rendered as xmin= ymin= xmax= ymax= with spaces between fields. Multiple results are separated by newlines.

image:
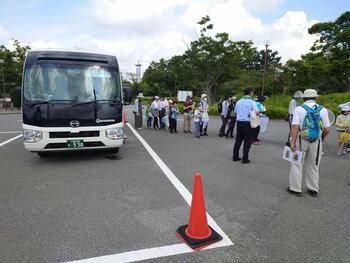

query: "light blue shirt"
xmin=234 ymin=97 xmax=258 ymax=121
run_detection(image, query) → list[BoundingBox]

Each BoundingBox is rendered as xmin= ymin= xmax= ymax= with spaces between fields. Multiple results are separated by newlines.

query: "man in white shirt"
xmin=286 ymin=90 xmax=303 ymax=146
xmin=219 ymin=95 xmax=230 ymax=137
xmin=151 ymin=96 xmax=160 ymax=130
xmin=288 ymin=89 xmax=331 ymax=197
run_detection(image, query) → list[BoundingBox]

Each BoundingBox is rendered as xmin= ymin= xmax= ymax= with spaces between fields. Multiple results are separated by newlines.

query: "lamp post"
xmin=262 ymin=40 xmax=270 ymax=96
xmin=0 ymin=59 xmax=5 ymax=100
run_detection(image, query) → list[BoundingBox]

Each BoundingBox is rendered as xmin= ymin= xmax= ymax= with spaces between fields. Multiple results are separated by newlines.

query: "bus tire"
xmin=109 ymin=148 xmax=119 ymax=154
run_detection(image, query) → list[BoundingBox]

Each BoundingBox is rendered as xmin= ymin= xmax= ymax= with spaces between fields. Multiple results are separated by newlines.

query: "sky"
xmin=0 ymin=0 xmax=348 ymax=74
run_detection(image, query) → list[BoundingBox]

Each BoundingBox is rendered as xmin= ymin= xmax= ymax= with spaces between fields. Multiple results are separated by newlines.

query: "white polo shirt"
xmin=151 ymin=100 xmax=159 ymax=110
xmin=292 ymin=100 xmax=331 ymax=128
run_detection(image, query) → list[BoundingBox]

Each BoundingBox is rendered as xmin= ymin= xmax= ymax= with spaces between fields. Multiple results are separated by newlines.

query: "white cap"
xmin=154 ymin=96 xmax=159 ymax=99
xmin=341 ymin=106 xmax=350 ymax=112
xmin=201 ymin=93 xmax=208 ymax=99
xmin=137 ymin=93 xmax=144 ymax=98
xmin=302 ymin=89 xmax=319 ymax=98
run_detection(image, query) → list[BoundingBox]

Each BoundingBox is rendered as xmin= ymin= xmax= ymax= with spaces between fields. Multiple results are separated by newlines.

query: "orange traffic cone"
xmin=176 ymin=172 xmax=222 ymax=250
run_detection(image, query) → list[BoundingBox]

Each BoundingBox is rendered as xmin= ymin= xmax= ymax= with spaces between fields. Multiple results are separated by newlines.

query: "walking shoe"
xmin=184 ymin=131 xmax=187 ymax=133
xmin=287 ymin=188 xmax=302 ymax=197
xmin=242 ymin=159 xmax=251 ymax=164
xmin=229 ymin=135 xmax=234 ymax=138
xmin=204 ymin=133 xmax=208 ymax=136
xmin=252 ymin=141 xmax=259 ymax=145
xmin=197 ymin=136 xmax=200 ymax=139
xmin=187 ymin=130 xmax=192 ymax=134
xmin=337 ymin=150 xmax=342 ymax=156
xmin=342 ymin=149 xmax=347 ymax=155
xmin=232 ymin=157 xmax=241 ymax=161
xmin=285 ymin=142 xmax=291 ymax=147
xmin=307 ymin=189 xmax=318 ymax=197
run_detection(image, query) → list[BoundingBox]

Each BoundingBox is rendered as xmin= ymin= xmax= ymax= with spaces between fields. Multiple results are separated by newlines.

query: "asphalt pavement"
xmin=0 ymin=109 xmax=349 ymax=263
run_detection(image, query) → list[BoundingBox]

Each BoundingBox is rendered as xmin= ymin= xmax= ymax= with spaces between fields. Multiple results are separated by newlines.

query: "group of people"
xmin=135 ymin=94 xmax=210 ymax=137
xmin=134 ymin=88 xmax=348 ymax=197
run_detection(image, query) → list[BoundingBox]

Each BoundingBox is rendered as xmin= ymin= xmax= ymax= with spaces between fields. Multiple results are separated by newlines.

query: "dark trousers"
xmin=252 ymin=126 xmax=260 ymax=140
xmin=159 ymin=109 xmax=166 ymax=129
xmin=219 ymin=116 xmax=229 ymax=135
xmin=134 ymin=113 xmax=142 ymax=128
xmin=226 ymin=117 xmax=236 ymax=137
xmin=147 ymin=117 xmax=152 ymax=128
xmin=169 ymin=118 xmax=177 ymax=133
xmin=233 ymin=121 xmax=254 ymax=160
xmin=153 ymin=116 xmax=159 ymax=129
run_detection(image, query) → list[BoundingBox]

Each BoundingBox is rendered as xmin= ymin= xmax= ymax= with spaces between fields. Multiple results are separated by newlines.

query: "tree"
xmin=308 ymin=11 xmax=350 ymax=92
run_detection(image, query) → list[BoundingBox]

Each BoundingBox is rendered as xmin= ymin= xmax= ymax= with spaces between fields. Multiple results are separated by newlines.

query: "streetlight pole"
xmin=262 ymin=40 xmax=270 ymax=96
xmin=0 ymin=59 xmax=5 ymax=110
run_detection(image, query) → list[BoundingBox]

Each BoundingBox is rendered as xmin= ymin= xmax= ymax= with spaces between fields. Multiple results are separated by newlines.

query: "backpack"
xmin=217 ymin=99 xmax=223 ymax=114
xmin=301 ymin=104 xmax=324 ymax=141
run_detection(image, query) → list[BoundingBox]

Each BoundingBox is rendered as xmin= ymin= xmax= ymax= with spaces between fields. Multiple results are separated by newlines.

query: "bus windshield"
xmin=23 ymin=64 xmax=120 ymax=103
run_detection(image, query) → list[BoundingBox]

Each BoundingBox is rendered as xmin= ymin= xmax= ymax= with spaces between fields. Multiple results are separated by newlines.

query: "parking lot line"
xmin=0 ymin=134 xmax=22 ymax=147
xmin=67 ymin=124 xmax=232 ymax=263
xmin=0 ymin=131 xmax=22 ymax=134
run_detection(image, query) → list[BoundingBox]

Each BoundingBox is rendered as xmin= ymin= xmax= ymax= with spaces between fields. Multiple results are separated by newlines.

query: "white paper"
xmin=282 ymin=146 xmax=304 ymax=167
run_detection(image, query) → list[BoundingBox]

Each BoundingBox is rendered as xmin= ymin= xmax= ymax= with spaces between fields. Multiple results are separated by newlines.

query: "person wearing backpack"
xmin=219 ymin=94 xmax=230 ymax=137
xmin=288 ymin=89 xmax=331 ymax=197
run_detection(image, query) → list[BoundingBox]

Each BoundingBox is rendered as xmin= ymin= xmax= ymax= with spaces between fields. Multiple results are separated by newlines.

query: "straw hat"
xmin=201 ymin=93 xmax=208 ymax=99
xmin=302 ymin=89 xmax=319 ymax=98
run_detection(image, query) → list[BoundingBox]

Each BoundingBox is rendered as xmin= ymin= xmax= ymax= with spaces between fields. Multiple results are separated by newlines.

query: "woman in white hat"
xmin=199 ymin=94 xmax=209 ymax=136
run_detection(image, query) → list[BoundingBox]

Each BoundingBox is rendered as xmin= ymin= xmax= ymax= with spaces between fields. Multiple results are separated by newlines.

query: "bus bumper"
xmin=22 ymin=123 xmax=124 ymax=152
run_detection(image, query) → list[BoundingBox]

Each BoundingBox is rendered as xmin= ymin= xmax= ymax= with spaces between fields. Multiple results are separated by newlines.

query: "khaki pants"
xmin=289 ymin=138 xmax=322 ymax=193
xmin=183 ymin=113 xmax=192 ymax=132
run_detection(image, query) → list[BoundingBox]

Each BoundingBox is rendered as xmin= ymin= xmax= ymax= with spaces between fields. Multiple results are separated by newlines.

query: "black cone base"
xmin=176 ymin=224 xmax=223 ymax=250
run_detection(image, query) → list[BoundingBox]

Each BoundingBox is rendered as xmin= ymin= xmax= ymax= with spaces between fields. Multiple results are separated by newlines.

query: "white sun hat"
xmin=302 ymin=89 xmax=319 ymax=98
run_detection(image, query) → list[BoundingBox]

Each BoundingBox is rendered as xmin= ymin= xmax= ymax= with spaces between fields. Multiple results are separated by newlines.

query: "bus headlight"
xmin=105 ymin=127 xmax=123 ymax=140
xmin=23 ymin=129 xmax=43 ymax=143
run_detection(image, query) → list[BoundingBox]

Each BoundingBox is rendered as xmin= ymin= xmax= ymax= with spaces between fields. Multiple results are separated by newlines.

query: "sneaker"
xmin=342 ymin=150 xmax=347 ymax=155
xmin=232 ymin=157 xmax=242 ymax=162
xmin=187 ymin=130 xmax=192 ymax=134
xmin=184 ymin=131 xmax=187 ymax=133
xmin=242 ymin=159 xmax=251 ymax=164
xmin=252 ymin=141 xmax=259 ymax=145
xmin=287 ymin=187 xmax=302 ymax=197
xmin=307 ymin=189 xmax=318 ymax=197
xmin=337 ymin=151 xmax=342 ymax=156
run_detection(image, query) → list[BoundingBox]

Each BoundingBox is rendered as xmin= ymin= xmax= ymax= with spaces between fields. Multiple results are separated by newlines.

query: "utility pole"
xmin=262 ymin=40 xmax=270 ymax=96
xmin=0 ymin=59 xmax=5 ymax=109
xmin=135 ymin=61 xmax=142 ymax=84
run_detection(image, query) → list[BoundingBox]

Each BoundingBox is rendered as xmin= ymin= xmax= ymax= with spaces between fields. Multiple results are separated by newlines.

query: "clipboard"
xmin=282 ymin=146 xmax=304 ymax=167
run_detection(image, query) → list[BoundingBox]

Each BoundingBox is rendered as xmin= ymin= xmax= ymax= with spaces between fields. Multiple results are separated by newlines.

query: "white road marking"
xmin=0 ymin=134 xmax=23 ymax=147
xmin=67 ymin=124 xmax=233 ymax=263
xmin=0 ymin=131 xmax=22 ymax=134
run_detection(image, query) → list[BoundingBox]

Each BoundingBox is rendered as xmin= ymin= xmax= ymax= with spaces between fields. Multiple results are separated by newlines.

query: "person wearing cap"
xmin=286 ymin=91 xmax=303 ymax=146
xmin=288 ymin=89 xmax=331 ymax=197
xmin=232 ymin=87 xmax=259 ymax=164
xmin=199 ymin=94 xmax=209 ymax=136
xmin=335 ymin=106 xmax=350 ymax=155
xmin=133 ymin=93 xmax=144 ymax=129
xmin=225 ymin=96 xmax=237 ymax=138
xmin=151 ymin=96 xmax=160 ymax=130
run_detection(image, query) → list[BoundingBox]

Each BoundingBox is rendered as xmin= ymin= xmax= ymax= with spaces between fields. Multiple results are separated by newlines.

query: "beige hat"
xmin=293 ymin=91 xmax=303 ymax=98
xmin=201 ymin=93 xmax=208 ymax=99
xmin=168 ymin=99 xmax=173 ymax=104
xmin=302 ymin=89 xmax=319 ymax=98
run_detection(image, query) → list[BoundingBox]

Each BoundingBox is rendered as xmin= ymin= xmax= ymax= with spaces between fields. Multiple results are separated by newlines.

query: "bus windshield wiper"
xmin=30 ymin=99 xmax=72 ymax=106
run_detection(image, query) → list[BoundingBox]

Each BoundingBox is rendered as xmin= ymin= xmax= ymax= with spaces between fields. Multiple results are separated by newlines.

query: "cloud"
xmin=30 ymin=40 xmax=61 ymax=49
xmin=242 ymin=0 xmax=285 ymax=13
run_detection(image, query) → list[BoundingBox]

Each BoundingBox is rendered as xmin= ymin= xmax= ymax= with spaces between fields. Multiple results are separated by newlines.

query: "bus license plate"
xmin=67 ymin=139 xmax=84 ymax=148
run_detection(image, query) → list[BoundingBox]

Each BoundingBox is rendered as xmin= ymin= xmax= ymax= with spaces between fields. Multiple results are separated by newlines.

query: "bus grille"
xmin=49 ymin=131 xmax=100 ymax=138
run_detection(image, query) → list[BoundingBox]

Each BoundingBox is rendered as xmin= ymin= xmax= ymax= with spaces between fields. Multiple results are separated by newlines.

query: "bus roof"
xmin=25 ymin=50 xmax=119 ymax=68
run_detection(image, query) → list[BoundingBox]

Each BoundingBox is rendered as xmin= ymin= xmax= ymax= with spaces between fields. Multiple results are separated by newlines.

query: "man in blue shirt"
xmin=233 ymin=87 xmax=259 ymax=164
